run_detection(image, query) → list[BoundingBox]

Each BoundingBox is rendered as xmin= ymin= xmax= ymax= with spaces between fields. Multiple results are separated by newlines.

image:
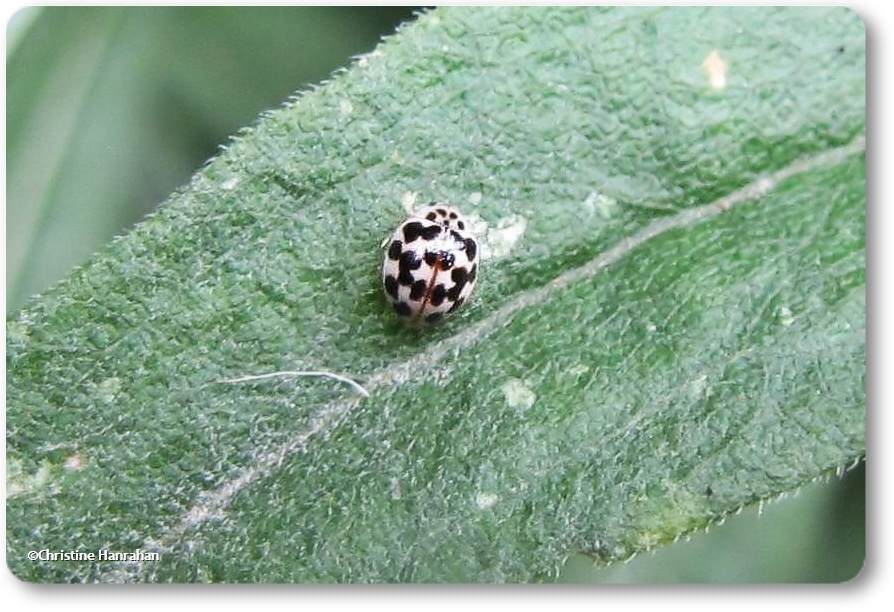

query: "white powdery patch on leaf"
xmin=401 ymin=191 xmax=418 ymax=215
xmin=475 ymin=491 xmax=500 ymax=510
xmin=583 ymin=190 xmax=619 ymax=218
xmin=702 ymin=50 xmax=728 ymax=90
xmin=478 ymin=214 xmax=527 ymax=261
xmin=63 ymin=453 xmax=85 ymax=471
xmin=778 ymin=305 xmax=795 ymax=327
xmin=567 ymin=364 xmax=590 ymax=378
xmin=500 ymin=378 xmax=537 ymax=411
xmin=689 ymin=374 xmax=709 ymax=401
xmin=97 ymin=377 xmax=122 ymax=403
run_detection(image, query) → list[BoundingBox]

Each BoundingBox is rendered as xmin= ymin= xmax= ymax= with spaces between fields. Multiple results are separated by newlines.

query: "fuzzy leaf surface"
xmin=6 ymin=7 xmax=865 ymax=582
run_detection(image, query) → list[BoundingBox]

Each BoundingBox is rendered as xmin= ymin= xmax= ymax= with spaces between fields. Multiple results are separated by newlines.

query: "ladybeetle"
xmin=382 ymin=203 xmax=479 ymax=324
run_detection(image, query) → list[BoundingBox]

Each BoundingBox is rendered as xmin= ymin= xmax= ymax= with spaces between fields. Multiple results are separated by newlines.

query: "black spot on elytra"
xmin=403 ymin=222 xmax=441 ymax=243
xmin=384 ymin=275 xmax=399 ymax=300
xmin=447 ymin=267 xmax=468 ymax=300
xmin=464 ymin=238 xmax=477 ymax=261
xmin=449 ymin=230 xmax=464 ymax=243
xmin=468 ymin=264 xmax=477 ymax=283
xmin=457 ymin=221 xmax=465 ymax=230
xmin=387 ymin=240 xmax=402 ymax=260
xmin=449 ymin=212 xmax=457 ymax=219
xmin=398 ymin=250 xmax=421 ymax=285
xmin=393 ymin=301 xmax=412 ymax=317
xmin=436 ymin=208 xmax=446 ymax=216
xmin=426 ymin=212 xmax=437 ymax=221
xmin=403 ymin=222 xmax=422 ymax=242
xmin=448 ymin=296 xmax=465 ymax=313
xmin=399 ymin=250 xmax=421 ymax=271
xmin=423 ymin=250 xmax=455 ymax=270
xmin=409 ymin=279 xmax=427 ymax=301
xmin=439 ymin=251 xmax=455 ymax=270
xmin=430 ymin=283 xmax=447 ymax=307
xmin=425 ymin=312 xmax=443 ymax=324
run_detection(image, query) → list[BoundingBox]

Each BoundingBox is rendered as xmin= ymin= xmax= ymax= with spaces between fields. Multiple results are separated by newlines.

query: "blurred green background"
xmin=5 ymin=6 xmax=865 ymax=583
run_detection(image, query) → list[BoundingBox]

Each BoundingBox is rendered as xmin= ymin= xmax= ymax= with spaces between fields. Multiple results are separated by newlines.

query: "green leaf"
xmin=6 ymin=6 xmax=865 ymax=583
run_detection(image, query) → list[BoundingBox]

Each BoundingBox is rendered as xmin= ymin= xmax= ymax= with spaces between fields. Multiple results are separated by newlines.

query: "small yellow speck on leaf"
xmin=702 ymin=50 xmax=728 ymax=90
xmin=64 ymin=454 xmax=85 ymax=471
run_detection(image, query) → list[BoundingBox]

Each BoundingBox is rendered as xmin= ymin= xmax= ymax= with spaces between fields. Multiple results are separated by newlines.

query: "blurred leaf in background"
xmin=6 ymin=6 xmax=416 ymax=312
xmin=5 ymin=6 xmax=863 ymax=583
xmin=563 ymin=464 xmax=864 ymax=583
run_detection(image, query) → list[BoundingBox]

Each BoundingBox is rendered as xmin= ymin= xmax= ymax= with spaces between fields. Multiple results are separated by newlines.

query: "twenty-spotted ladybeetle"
xmin=382 ymin=203 xmax=478 ymax=324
